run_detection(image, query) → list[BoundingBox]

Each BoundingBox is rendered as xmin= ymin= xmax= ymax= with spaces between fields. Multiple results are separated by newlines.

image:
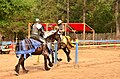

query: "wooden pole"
xmin=83 ymin=23 xmax=86 ymax=40
xmin=83 ymin=0 xmax=86 ymax=41
xmin=92 ymin=30 xmax=95 ymax=40
xmin=46 ymin=23 xmax=48 ymax=31
xmin=92 ymin=30 xmax=95 ymax=45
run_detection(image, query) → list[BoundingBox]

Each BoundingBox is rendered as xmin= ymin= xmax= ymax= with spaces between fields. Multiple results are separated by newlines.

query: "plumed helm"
xmin=58 ymin=20 xmax=62 ymax=24
xmin=35 ymin=18 xmax=40 ymax=22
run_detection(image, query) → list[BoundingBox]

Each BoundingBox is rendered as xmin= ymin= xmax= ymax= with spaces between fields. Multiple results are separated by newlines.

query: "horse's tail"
xmin=65 ymin=36 xmax=75 ymax=48
xmin=15 ymin=41 xmax=21 ymax=58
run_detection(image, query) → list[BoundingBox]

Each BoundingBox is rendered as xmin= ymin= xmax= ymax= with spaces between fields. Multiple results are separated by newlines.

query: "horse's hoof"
xmin=70 ymin=58 xmax=72 ymax=60
xmin=45 ymin=67 xmax=50 ymax=71
xmin=52 ymin=60 xmax=54 ymax=63
xmin=68 ymin=58 xmax=72 ymax=62
xmin=15 ymin=72 xmax=19 ymax=76
xmin=58 ymin=58 xmax=62 ymax=62
xmin=49 ymin=63 xmax=53 ymax=67
xmin=15 ymin=73 xmax=19 ymax=76
xmin=23 ymin=70 xmax=29 ymax=73
xmin=14 ymin=68 xmax=19 ymax=74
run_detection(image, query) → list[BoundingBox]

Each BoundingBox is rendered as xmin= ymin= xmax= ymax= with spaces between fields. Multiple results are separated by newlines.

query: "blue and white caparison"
xmin=15 ymin=30 xmax=57 ymax=59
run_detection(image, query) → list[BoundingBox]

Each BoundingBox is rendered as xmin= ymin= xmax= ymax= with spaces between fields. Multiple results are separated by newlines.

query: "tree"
xmin=86 ymin=0 xmax=114 ymax=33
xmin=115 ymin=0 xmax=119 ymax=38
xmin=0 ymin=0 xmax=36 ymax=40
xmin=0 ymin=0 xmax=118 ymax=40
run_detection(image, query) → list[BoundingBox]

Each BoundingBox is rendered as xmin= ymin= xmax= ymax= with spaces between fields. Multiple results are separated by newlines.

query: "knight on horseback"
xmin=57 ymin=20 xmax=65 ymax=40
xmin=56 ymin=20 xmax=74 ymax=48
xmin=30 ymin=18 xmax=47 ymax=54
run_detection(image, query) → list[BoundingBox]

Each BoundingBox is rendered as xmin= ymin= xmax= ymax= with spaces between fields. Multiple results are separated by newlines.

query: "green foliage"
xmin=69 ymin=0 xmax=83 ymax=22
xmin=0 ymin=0 xmax=119 ymax=40
xmin=0 ymin=0 xmax=36 ymax=40
xmin=86 ymin=0 xmax=115 ymax=33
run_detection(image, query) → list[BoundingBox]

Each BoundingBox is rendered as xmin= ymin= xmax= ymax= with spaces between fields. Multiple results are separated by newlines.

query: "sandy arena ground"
xmin=0 ymin=47 xmax=120 ymax=79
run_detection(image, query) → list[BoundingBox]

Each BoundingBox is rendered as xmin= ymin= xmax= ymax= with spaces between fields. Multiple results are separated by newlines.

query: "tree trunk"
xmin=115 ymin=0 xmax=119 ymax=39
xmin=67 ymin=0 xmax=69 ymax=23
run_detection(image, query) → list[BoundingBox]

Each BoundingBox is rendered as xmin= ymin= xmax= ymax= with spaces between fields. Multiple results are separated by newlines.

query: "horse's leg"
xmin=44 ymin=54 xmax=50 ymax=70
xmin=15 ymin=55 xmax=26 ymax=75
xmin=52 ymin=52 xmax=62 ymax=63
xmin=51 ymin=53 xmax=54 ymax=63
xmin=63 ymin=47 xmax=72 ymax=62
xmin=21 ymin=54 xmax=30 ymax=73
xmin=47 ymin=56 xmax=53 ymax=67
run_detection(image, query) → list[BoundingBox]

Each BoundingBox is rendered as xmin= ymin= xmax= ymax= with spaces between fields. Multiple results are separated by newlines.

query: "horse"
xmin=14 ymin=29 xmax=60 ymax=75
xmin=39 ymin=31 xmax=74 ymax=63
xmin=50 ymin=35 xmax=74 ymax=63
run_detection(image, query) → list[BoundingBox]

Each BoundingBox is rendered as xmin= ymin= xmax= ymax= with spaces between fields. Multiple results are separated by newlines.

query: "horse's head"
xmin=53 ymin=29 xmax=61 ymax=42
xmin=44 ymin=29 xmax=61 ymax=43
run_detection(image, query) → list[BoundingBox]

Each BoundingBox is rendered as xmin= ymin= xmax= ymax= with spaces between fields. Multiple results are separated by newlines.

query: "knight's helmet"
xmin=35 ymin=18 xmax=40 ymax=22
xmin=57 ymin=20 xmax=62 ymax=24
